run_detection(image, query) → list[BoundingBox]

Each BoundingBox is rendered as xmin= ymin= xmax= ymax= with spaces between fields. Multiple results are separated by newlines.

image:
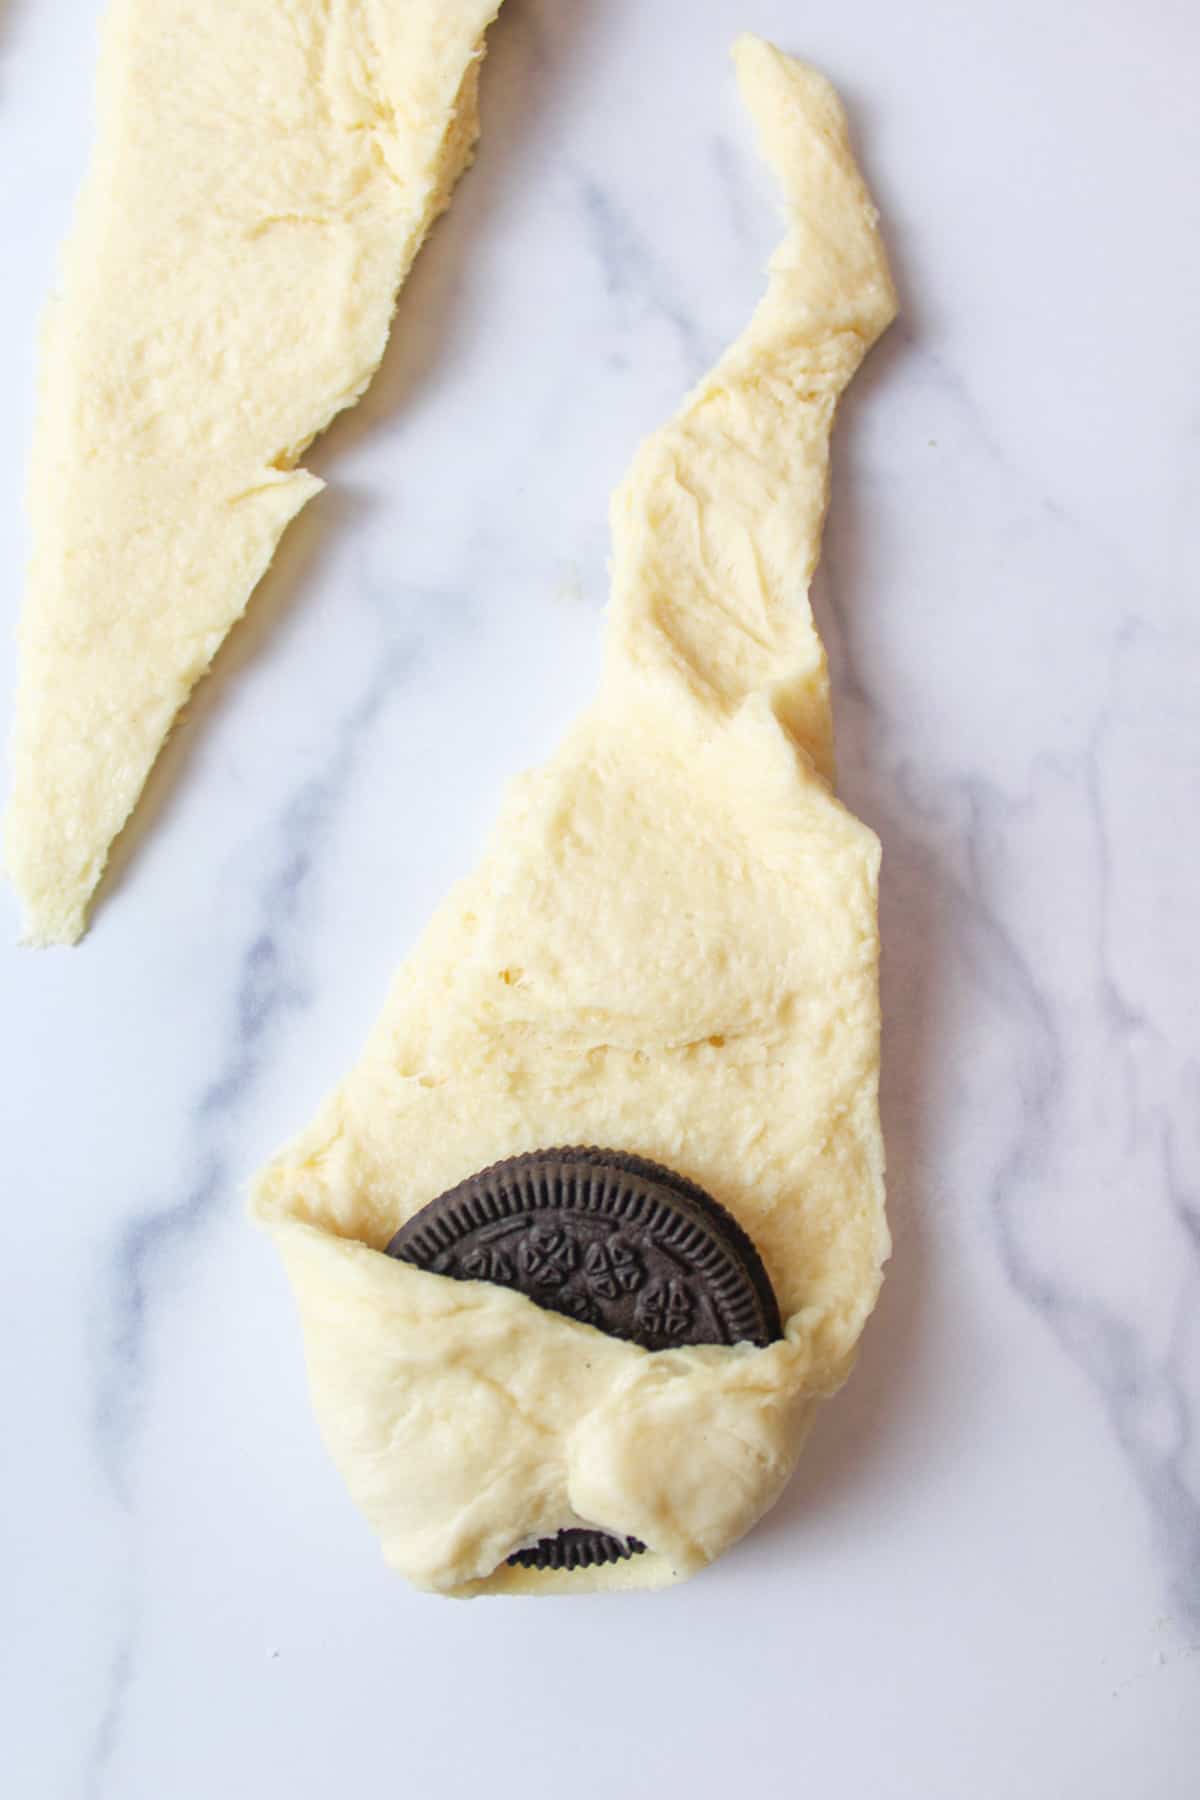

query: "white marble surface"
xmin=2 ymin=1 xmax=1199 ymax=1794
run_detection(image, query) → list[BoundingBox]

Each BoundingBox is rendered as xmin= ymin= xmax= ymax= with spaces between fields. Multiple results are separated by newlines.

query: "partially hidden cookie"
xmin=386 ymin=1148 xmax=783 ymax=1569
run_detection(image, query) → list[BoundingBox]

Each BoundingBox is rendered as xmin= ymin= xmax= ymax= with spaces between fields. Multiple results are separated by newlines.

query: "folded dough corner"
xmin=254 ymin=36 xmax=896 ymax=1596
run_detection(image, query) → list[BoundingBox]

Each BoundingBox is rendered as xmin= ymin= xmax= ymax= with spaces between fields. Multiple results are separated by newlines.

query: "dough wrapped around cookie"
xmin=6 ymin=0 xmax=504 ymax=945
xmin=255 ymin=36 xmax=896 ymax=1596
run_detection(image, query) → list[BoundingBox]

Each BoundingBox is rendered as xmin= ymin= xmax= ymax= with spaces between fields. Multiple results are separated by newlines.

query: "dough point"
xmin=5 ymin=0 xmax=504 ymax=945
xmin=255 ymin=37 xmax=897 ymax=1596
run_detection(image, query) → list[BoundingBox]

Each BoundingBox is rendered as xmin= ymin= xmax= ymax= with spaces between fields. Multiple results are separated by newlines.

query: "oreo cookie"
xmin=385 ymin=1147 xmax=783 ymax=1571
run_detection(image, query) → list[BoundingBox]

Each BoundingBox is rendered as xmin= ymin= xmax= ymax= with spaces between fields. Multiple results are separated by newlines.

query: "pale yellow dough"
xmin=255 ymin=37 xmax=896 ymax=1596
xmin=5 ymin=0 xmax=504 ymax=945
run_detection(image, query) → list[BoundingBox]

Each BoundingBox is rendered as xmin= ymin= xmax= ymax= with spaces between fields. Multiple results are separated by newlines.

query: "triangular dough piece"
xmin=5 ymin=0 xmax=505 ymax=944
xmin=255 ymin=37 xmax=896 ymax=1596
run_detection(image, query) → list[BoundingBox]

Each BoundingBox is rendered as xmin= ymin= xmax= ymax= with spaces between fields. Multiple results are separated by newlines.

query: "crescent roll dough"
xmin=6 ymin=0 xmax=504 ymax=944
xmin=255 ymin=36 xmax=896 ymax=1596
